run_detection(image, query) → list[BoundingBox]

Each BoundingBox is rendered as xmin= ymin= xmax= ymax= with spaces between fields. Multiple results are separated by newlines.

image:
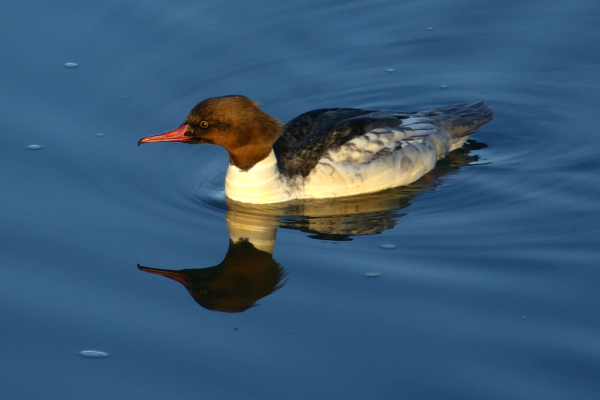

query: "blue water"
xmin=1 ymin=0 xmax=599 ymax=399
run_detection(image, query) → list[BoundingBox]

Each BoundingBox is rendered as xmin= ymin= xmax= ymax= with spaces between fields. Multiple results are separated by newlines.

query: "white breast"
xmin=225 ymin=151 xmax=293 ymax=204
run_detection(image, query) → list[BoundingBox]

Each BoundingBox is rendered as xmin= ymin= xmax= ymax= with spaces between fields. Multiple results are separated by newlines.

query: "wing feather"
xmin=325 ymin=117 xmax=435 ymax=165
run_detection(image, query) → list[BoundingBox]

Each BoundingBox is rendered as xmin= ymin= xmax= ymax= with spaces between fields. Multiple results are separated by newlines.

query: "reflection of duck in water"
xmin=139 ymin=209 xmax=286 ymax=313
xmin=139 ymin=240 xmax=285 ymax=313
xmin=139 ymin=140 xmax=486 ymax=312
xmin=139 ymin=96 xmax=492 ymax=204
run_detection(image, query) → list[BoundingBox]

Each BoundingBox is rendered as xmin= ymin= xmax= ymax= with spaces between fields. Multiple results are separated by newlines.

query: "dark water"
xmin=2 ymin=0 xmax=600 ymax=398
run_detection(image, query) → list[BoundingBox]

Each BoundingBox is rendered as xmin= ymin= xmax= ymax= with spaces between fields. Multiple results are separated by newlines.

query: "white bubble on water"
xmin=64 ymin=62 xmax=79 ymax=68
xmin=27 ymin=144 xmax=42 ymax=150
xmin=80 ymin=350 xmax=109 ymax=358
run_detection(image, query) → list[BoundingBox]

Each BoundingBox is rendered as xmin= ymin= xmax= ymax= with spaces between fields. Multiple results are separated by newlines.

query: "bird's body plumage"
xmin=139 ymin=96 xmax=493 ymax=204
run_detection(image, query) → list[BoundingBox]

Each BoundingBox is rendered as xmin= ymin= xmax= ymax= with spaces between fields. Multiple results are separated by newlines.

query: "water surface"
xmin=1 ymin=0 xmax=599 ymax=399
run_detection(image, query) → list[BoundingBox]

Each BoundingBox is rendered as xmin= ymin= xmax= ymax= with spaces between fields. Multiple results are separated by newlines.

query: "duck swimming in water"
xmin=139 ymin=95 xmax=493 ymax=204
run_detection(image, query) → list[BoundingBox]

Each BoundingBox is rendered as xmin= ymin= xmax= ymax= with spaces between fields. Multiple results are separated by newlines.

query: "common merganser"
xmin=139 ymin=95 xmax=493 ymax=204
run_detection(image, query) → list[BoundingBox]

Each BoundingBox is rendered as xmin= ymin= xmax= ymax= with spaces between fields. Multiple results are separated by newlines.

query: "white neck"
xmin=225 ymin=150 xmax=292 ymax=204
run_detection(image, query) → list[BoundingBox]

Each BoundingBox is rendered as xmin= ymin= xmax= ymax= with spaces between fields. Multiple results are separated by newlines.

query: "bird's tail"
xmin=424 ymin=101 xmax=494 ymax=137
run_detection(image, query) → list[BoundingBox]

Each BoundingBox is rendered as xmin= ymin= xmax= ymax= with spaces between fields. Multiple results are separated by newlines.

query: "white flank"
xmin=225 ymin=133 xmax=441 ymax=204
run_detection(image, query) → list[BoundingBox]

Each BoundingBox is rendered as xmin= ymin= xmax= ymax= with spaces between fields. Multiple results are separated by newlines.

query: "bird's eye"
xmin=200 ymin=121 xmax=209 ymax=129
xmin=200 ymin=289 xmax=208 ymax=295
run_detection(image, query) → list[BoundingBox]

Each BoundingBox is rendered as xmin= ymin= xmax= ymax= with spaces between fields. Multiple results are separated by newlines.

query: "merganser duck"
xmin=139 ymin=95 xmax=493 ymax=204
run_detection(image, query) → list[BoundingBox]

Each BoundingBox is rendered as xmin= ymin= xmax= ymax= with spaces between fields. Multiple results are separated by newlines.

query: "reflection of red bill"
xmin=138 ymin=264 xmax=189 ymax=285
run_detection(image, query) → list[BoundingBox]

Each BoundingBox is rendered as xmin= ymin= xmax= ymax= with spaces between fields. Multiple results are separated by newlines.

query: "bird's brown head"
xmin=138 ymin=95 xmax=282 ymax=170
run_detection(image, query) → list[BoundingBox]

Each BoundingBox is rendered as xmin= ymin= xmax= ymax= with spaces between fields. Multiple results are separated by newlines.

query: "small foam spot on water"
xmin=80 ymin=350 xmax=109 ymax=358
xmin=27 ymin=144 xmax=42 ymax=150
xmin=96 ymin=133 xmax=104 ymax=137
xmin=64 ymin=62 xmax=78 ymax=68
xmin=386 ymin=68 xmax=396 ymax=73
xmin=379 ymin=243 xmax=396 ymax=249
xmin=364 ymin=272 xmax=380 ymax=278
